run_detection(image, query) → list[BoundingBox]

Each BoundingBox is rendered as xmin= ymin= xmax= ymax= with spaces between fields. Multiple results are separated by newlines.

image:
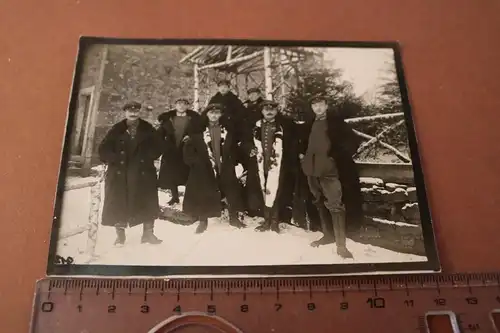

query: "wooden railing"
xmin=60 ymin=178 xmax=103 ymax=263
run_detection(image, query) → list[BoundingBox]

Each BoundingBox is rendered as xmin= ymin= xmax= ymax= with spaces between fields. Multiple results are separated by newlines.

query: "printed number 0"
xmin=41 ymin=302 xmax=54 ymax=313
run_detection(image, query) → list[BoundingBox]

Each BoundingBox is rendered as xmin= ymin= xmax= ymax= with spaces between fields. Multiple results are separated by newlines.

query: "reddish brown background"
xmin=1 ymin=0 xmax=500 ymax=331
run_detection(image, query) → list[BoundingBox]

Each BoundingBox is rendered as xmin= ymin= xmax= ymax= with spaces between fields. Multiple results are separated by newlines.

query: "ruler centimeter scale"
xmin=30 ymin=273 xmax=500 ymax=333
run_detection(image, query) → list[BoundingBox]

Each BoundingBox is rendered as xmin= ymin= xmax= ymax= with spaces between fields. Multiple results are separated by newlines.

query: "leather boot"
xmin=196 ymin=217 xmax=208 ymax=234
xmin=114 ymin=227 xmax=126 ymax=246
xmin=255 ymin=207 xmax=272 ymax=232
xmin=310 ymin=203 xmax=335 ymax=247
xmin=269 ymin=218 xmax=280 ymax=234
xmin=229 ymin=210 xmax=246 ymax=228
xmin=167 ymin=187 xmax=180 ymax=205
xmin=141 ymin=222 xmax=163 ymax=244
xmin=330 ymin=210 xmax=353 ymax=259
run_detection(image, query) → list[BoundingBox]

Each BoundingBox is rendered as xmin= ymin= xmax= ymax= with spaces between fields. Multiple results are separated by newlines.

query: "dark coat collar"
xmin=253 ymin=116 xmax=284 ymax=142
xmin=114 ymin=118 xmax=152 ymax=144
xmin=214 ymin=91 xmax=237 ymax=99
xmin=115 ymin=118 xmax=149 ymax=131
xmin=158 ymin=109 xmax=196 ymax=122
xmin=254 ymin=114 xmax=285 ymax=129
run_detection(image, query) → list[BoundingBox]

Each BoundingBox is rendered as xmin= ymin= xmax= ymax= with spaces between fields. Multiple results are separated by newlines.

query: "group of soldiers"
xmin=97 ymin=79 xmax=364 ymax=259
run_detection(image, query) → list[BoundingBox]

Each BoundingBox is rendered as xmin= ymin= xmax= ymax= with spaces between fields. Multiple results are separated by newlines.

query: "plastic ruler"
xmin=30 ymin=273 xmax=500 ymax=332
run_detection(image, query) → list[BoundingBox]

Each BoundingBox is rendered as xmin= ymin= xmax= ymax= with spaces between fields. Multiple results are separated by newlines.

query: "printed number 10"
xmin=367 ymin=297 xmax=385 ymax=309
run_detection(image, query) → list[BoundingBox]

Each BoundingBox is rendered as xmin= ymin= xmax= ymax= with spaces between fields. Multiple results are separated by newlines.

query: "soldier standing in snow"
xmin=298 ymin=94 xmax=363 ymax=259
xmin=182 ymin=103 xmax=247 ymax=234
xmin=157 ymin=98 xmax=202 ymax=205
xmin=245 ymin=100 xmax=296 ymax=233
xmin=242 ymin=87 xmax=264 ymax=126
xmin=98 ymin=101 xmax=163 ymax=246
xmin=207 ymin=79 xmax=246 ymax=123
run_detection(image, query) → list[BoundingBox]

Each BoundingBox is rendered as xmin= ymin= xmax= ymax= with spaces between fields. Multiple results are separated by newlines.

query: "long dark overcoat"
xmin=298 ymin=109 xmax=364 ymax=230
xmin=209 ymin=92 xmax=249 ymax=165
xmin=182 ymin=118 xmax=246 ymax=219
xmin=244 ymin=116 xmax=297 ymax=213
xmin=98 ymin=119 xmax=163 ymax=227
xmin=208 ymin=92 xmax=245 ymax=127
xmin=157 ymin=110 xmax=202 ymax=189
xmin=242 ymin=97 xmax=264 ymax=127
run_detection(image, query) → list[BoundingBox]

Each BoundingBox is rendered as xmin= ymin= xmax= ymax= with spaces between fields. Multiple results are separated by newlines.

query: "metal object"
xmin=30 ymin=273 xmax=500 ymax=332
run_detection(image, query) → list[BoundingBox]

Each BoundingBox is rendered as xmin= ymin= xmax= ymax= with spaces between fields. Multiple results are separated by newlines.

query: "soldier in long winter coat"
xmin=242 ymin=87 xmax=264 ymax=127
xmin=98 ymin=101 xmax=163 ymax=246
xmin=207 ymin=80 xmax=246 ymax=128
xmin=157 ymin=98 xmax=202 ymax=205
xmin=181 ymin=103 xmax=247 ymax=234
xmin=244 ymin=100 xmax=296 ymax=233
xmin=298 ymin=94 xmax=364 ymax=258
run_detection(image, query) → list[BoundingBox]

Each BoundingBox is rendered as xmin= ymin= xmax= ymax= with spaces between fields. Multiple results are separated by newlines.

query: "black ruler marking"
xmin=79 ymin=283 xmax=84 ymax=302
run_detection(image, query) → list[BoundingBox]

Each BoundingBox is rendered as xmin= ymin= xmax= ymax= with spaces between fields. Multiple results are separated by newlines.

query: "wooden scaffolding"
xmin=179 ymin=45 xmax=323 ymax=110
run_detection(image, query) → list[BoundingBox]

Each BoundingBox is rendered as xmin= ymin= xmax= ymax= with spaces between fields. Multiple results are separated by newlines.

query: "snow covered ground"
xmin=55 ymin=181 xmax=427 ymax=267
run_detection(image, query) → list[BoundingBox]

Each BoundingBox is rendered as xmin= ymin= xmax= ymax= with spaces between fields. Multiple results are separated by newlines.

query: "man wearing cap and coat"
xmin=98 ymin=101 xmax=164 ymax=246
xmin=244 ymin=99 xmax=296 ymax=233
xmin=182 ymin=103 xmax=247 ymax=234
xmin=242 ymin=87 xmax=264 ymax=127
xmin=207 ymin=79 xmax=246 ymax=127
xmin=298 ymin=94 xmax=364 ymax=259
xmin=157 ymin=98 xmax=202 ymax=205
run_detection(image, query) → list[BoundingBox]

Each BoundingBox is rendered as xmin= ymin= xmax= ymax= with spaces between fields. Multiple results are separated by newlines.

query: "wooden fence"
xmin=59 ymin=178 xmax=102 ymax=263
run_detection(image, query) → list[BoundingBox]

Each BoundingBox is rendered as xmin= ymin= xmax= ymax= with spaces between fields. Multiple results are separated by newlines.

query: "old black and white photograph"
xmin=48 ymin=38 xmax=440 ymax=276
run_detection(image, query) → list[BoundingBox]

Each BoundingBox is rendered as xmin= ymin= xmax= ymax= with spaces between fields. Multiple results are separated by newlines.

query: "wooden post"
xmin=278 ymin=49 xmax=287 ymax=108
xmin=263 ymin=47 xmax=273 ymax=99
xmin=82 ymin=45 xmax=108 ymax=176
xmin=193 ymin=63 xmax=200 ymax=111
xmin=85 ymin=179 xmax=102 ymax=262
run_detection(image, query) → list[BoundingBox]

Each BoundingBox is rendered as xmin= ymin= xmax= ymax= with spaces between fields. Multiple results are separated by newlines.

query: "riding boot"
xmin=229 ymin=210 xmax=246 ymax=228
xmin=330 ymin=210 xmax=353 ymax=259
xmin=114 ymin=227 xmax=126 ymax=246
xmin=167 ymin=186 xmax=180 ymax=205
xmin=310 ymin=203 xmax=335 ymax=247
xmin=141 ymin=221 xmax=163 ymax=244
xmin=256 ymin=207 xmax=272 ymax=232
xmin=269 ymin=217 xmax=280 ymax=234
xmin=196 ymin=217 xmax=208 ymax=234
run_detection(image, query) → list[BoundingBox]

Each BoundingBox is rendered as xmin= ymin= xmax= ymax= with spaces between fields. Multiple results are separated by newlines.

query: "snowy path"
xmin=55 ymin=186 xmax=427 ymax=267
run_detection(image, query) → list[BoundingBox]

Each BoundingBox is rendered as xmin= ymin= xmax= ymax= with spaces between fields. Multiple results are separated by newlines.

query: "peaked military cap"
xmin=175 ymin=97 xmax=190 ymax=104
xmin=204 ymin=103 xmax=225 ymax=113
xmin=217 ymin=79 xmax=231 ymax=86
xmin=260 ymin=99 xmax=279 ymax=108
xmin=309 ymin=94 xmax=329 ymax=104
xmin=122 ymin=101 xmax=142 ymax=111
xmin=247 ymin=87 xmax=261 ymax=94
